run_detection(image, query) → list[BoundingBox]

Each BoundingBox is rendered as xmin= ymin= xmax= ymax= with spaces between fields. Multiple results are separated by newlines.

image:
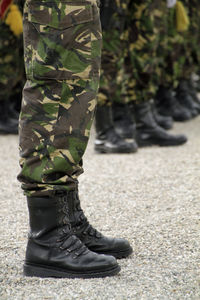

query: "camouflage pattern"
xmin=0 ymin=1 xmax=25 ymax=102
xmin=98 ymin=0 xmax=128 ymax=106
xmin=124 ymin=0 xmax=168 ymax=103
xmin=160 ymin=0 xmax=200 ymax=89
xmin=158 ymin=3 xmax=189 ymax=89
xmin=18 ymin=0 xmax=102 ymax=197
xmin=184 ymin=0 xmax=200 ymax=76
xmin=99 ymin=0 xmax=200 ymax=108
xmin=99 ymin=0 xmax=170 ymax=105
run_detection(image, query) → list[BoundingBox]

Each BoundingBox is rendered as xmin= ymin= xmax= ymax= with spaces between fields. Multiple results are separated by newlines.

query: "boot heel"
xmin=23 ymin=263 xmax=64 ymax=278
xmin=24 ymin=263 xmax=42 ymax=278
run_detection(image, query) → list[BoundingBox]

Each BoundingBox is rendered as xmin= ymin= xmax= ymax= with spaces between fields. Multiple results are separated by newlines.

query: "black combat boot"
xmin=155 ymin=86 xmax=192 ymax=121
xmin=95 ymin=104 xmax=138 ymax=153
xmin=24 ymin=194 xmax=120 ymax=278
xmin=150 ymin=100 xmax=173 ymax=130
xmin=112 ymin=102 xmax=137 ymax=139
xmin=176 ymin=80 xmax=199 ymax=117
xmin=183 ymin=79 xmax=200 ymax=113
xmin=0 ymin=100 xmax=18 ymax=134
xmin=68 ymin=190 xmax=133 ymax=259
xmin=133 ymin=102 xmax=187 ymax=147
xmin=7 ymin=98 xmax=20 ymax=121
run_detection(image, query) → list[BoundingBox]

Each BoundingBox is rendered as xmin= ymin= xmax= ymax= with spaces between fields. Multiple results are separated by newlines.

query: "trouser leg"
xmin=18 ymin=0 xmax=102 ymax=197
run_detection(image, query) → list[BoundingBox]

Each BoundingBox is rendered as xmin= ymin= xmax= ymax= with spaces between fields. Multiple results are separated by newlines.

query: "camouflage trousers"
xmin=99 ymin=0 xmax=169 ymax=105
xmin=160 ymin=0 xmax=200 ymax=89
xmin=98 ymin=0 xmax=129 ymax=106
xmin=18 ymin=0 xmax=102 ymax=197
xmin=158 ymin=6 xmax=183 ymax=89
xmin=124 ymin=0 xmax=168 ymax=103
xmin=184 ymin=0 xmax=200 ymax=76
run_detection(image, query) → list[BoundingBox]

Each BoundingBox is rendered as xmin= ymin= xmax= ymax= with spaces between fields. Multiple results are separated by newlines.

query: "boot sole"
xmin=0 ymin=130 xmax=18 ymax=135
xmin=157 ymin=111 xmax=192 ymax=122
xmin=95 ymin=246 xmax=133 ymax=259
xmin=23 ymin=263 xmax=120 ymax=279
xmin=95 ymin=146 xmax=137 ymax=154
xmin=137 ymin=138 xmax=187 ymax=147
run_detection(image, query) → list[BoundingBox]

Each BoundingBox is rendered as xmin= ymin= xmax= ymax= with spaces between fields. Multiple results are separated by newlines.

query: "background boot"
xmin=112 ymin=102 xmax=137 ymax=139
xmin=0 ymin=100 xmax=18 ymax=134
xmin=68 ymin=190 xmax=133 ymax=259
xmin=24 ymin=194 xmax=120 ymax=278
xmin=192 ymin=72 xmax=200 ymax=92
xmin=184 ymin=79 xmax=200 ymax=112
xmin=156 ymin=86 xmax=192 ymax=121
xmin=7 ymin=98 xmax=20 ymax=121
xmin=95 ymin=104 xmax=138 ymax=153
xmin=150 ymin=100 xmax=173 ymax=130
xmin=176 ymin=80 xmax=199 ymax=117
xmin=133 ymin=102 xmax=187 ymax=147
xmin=10 ymin=82 xmax=23 ymax=114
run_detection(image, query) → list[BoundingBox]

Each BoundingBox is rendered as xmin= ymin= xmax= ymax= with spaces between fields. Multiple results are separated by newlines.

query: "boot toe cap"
xmin=174 ymin=134 xmax=187 ymax=145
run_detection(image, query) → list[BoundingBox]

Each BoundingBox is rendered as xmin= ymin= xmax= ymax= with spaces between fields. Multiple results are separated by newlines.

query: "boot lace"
xmin=73 ymin=195 xmax=102 ymax=239
xmin=57 ymin=196 xmax=89 ymax=257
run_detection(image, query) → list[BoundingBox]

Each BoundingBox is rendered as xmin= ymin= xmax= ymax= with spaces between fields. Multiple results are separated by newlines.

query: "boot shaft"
xmin=27 ymin=193 xmax=73 ymax=241
xmin=112 ymin=102 xmax=130 ymax=121
xmin=133 ymin=101 xmax=157 ymax=129
xmin=95 ymin=104 xmax=113 ymax=138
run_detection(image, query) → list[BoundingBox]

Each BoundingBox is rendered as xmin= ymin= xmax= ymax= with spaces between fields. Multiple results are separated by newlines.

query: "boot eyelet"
xmin=73 ymin=252 xmax=79 ymax=258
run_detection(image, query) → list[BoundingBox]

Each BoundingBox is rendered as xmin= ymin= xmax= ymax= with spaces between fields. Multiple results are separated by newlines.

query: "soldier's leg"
xmin=176 ymin=0 xmax=200 ymax=112
xmin=95 ymin=0 xmax=137 ymax=153
xmin=19 ymin=0 xmax=132 ymax=279
xmin=155 ymin=4 xmax=193 ymax=121
xmin=98 ymin=0 xmax=128 ymax=106
xmin=125 ymin=0 xmax=187 ymax=147
xmin=18 ymin=0 xmax=103 ymax=196
xmin=173 ymin=0 xmax=200 ymax=116
xmin=157 ymin=2 xmax=199 ymax=120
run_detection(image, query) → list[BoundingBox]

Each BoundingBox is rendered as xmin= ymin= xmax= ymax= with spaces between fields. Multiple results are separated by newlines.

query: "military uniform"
xmin=94 ymin=0 xmax=138 ymax=153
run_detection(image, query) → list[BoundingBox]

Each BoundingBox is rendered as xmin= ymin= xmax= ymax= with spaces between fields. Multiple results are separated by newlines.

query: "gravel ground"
xmin=0 ymin=116 xmax=200 ymax=300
